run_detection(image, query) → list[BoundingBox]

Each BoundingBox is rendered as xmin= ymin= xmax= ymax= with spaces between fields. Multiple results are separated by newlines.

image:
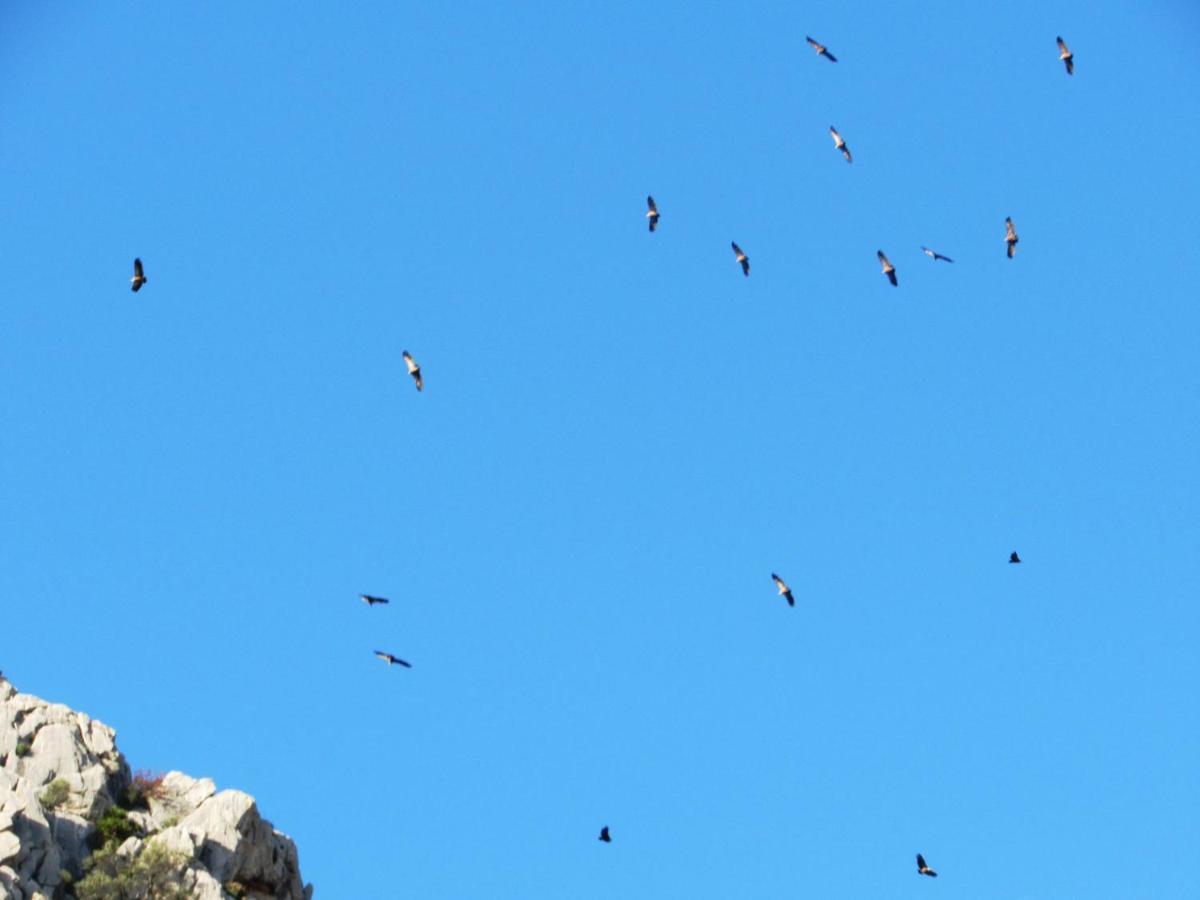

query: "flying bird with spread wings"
xmin=920 ymin=246 xmax=954 ymax=263
xmin=598 ymin=826 xmax=612 ymax=843
xmin=916 ymin=854 xmax=938 ymax=878
xmin=374 ymin=651 xmax=412 ymax=668
xmin=771 ymin=573 xmax=795 ymax=607
xmin=402 ymin=351 xmax=423 ymax=391
xmin=878 ymin=250 xmax=897 ymax=286
xmin=830 ymin=126 xmax=852 ymax=163
xmin=1057 ymin=36 xmax=1074 ymax=75
xmin=805 ymin=36 xmax=837 ymax=63
xmin=1010 ymin=551 xmax=1021 ymax=564
xmin=646 ymin=195 xmax=660 ymax=232
xmin=360 ymin=594 xmax=390 ymax=606
xmin=130 ymin=258 xmax=147 ymax=292
xmin=731 ymin=241 xmax=750 ymax=276
xmin=1005 ymin=217 xmax=1019 ymax=258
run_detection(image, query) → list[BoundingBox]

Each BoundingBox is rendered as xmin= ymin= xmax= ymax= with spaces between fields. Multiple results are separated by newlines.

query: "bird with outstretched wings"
xmin=360 ymin=594 xmax=390 ymax=606
xmin=771 ymin=573 xmax=794 ymax=607
xmin=598 ymin=826 xmax=611 ymax=843
xmin=805 ymin=36 xmax=837 ymax=63
xmin=878 ymin=250 xmax=897 ymax=286
xmin=830 ymin=126 xmax=852 ymax=163
xmin=1005 ymin=217 xmax=1019 ymax=258
xmin=1010 ymin=551 xmax=1021 ymax=564
xmin=920 ymin=246 xmax=954 ymax=263
xmin=131 ymin=258 xmax=147 ymax=292
xmin=731 ymin=241 xmax=750 ymax=276
xmin=1057 ymin=36 xmax=1074 ymax=75
xmin=916 ymin=854 xmax=937 ymax=877
xmin=375 ymin=651 xmax=412 ymax=668
xmin=402 ymin=351 xmax=423 ymax=391
xmin=646 ymin=195 xmax=660 ymax=232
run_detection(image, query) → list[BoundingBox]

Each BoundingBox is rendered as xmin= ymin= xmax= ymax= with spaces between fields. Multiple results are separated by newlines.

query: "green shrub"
xmin=90 ymin=806 xmax=139 ymax=850
xmin=14 ymin=741 xmax=32 ymax=758
xmin=76 ymin=841 xmax=191 ymax=900
xmin=122 ymin=769 xmax=166 ymax=811
xmin=39 ymin=778 xmax=71 ymax=810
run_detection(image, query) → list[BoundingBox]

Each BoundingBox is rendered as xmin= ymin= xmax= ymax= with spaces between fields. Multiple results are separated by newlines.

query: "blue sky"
xmin=2 ymin=2 xmax=1199 ymax=896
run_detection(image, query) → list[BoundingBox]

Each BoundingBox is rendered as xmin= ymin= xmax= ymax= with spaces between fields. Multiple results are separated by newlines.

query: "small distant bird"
xmin=374 ymin=651 xmax=412 ymax=668
xmin=598 ymin=826 xmax=612 ymax=843
xmin=1010 ymin=551 xmax=1021 ymax=564
xmin=920 ymin=246 xmax=954 ymax=263
xmin=1056 ymin=36 xmax=1074 ymax=75
xmin=830 ymin=126 xmax=852 ymax=163
xmin=731 ymin=241 xmax=750 ymax=277
xmin=805 ymin=36 xmax=837 ymax=63
xmin=1005 ymin=217 xmax=1019 ymax=259
xmin=402 ymin=351 xmax=423 ymax=391
xmin=360 ymin=594 xmax=390 ymax=606
xmin=130 ymin=258 xmax=147 ymax=292
xmin=771 ymin=573 xmax=795 ymax=607
xmin=878 ymin=250 xmax=897 ymax=286
xmin=646 ymin=195 xmax=660 ymax=232
xmin=916 ymin=853 xmax=938 ymax=878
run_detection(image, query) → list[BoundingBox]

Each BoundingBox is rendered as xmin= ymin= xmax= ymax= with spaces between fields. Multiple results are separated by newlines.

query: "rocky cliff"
xmin=0 ymin=676 xmax=311 ymax=900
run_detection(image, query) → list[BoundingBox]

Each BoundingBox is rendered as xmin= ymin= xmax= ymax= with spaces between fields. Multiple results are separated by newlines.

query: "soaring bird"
xmin=731 ymin=241 xmax=750 ymax=276
xmin=805 ymin=36 xmax=837 ymax=63
xmin=360 ymin=594 xmax=390 ymax=606
xmin=771 ymin=573 xmax=795 ymax=607
xmin=646 ymin=195 xmax=660 ymax=232
xmin=1010 ymin=551 xmax=1021 ymax=564
xmin=374 ymin=651 xmax=412 ymax=668
xmin=1057 ymin=36 xmax=1074 ymax=75
xmin=402 ymin=351 xmax=423 ymax=391
xmin=916 ymin=854 xmax=938 ymax=878
xmin=920 ymin=246 xmax=954 ymax=263
xmin=830 ymin=126 xmax=852 ymax=163
xmin=130 ymin=258 xmax=147 ymax=292
xmin=1005 ymin=217 xmax=1019 ymax=259
xmin=598 ymin=826 xmax=612 ymax=843
xmin=878 ymin=250 xmax=897 ymax=286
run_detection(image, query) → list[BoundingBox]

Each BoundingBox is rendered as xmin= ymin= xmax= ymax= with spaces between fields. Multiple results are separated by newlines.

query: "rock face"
xmin=0 ymin=676 xmax=312 ymax=899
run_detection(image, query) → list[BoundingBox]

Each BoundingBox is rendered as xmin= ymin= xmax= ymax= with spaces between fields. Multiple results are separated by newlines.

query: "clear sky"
xmin=2 ymin=2 xmax=1199 ymax=897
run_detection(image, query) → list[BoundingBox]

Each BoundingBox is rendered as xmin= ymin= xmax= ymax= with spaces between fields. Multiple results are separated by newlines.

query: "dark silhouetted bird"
xmin=1057 ymin=36 xmax=1074 ymax=75
xmin=646 ymin=196 xmax=660 ymax=232
xmin=402 ymin=351 xmax=423 ymax=391
xmin=375 ymin=651 xmax=412 ymax=668
xmin=805 ymin=36 xmax=837 ymax=63
xmin=830 ymin=126 xmax=852 ymax=163
xmin=1005 ymin=217 xmax=1019 ymax=258
xmin=920 ymin=246 xmax=954 ymax=263
xmin=130 ymin=258 xmax=147 ymax=292
xmin=878 ymin=250 xmax=897 ymax=286
xmin=731 ymin=241 xmax=750 ymax=276
xmin=917 ymin=853 xmax=937 ymax=877
xmin=771 ymin=573 xmax=795 ymax=607
xmin=598 ymin=826 xmax=611 ymax=843
xmin=1010 ymin=551 xmax=1021 ymax=564
xmin=360 ymin=594 xmax=390 ymax=606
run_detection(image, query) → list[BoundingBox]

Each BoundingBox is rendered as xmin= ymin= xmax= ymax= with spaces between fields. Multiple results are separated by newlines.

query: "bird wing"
xmin=806 ymin=36 xmax=821 ymax=52
xmin=1005 ymin=218 xmax=1017 ymax=240
xmin=1065 ymin=57 xmax=1074 ymax=75
xmin=133 ymin=258 xmax=144 ymax=277
xmin=396 ymin=658 xmax=413 ymax=668
xmin=921 ymin=246 xmax=934 ymax=258
xmin=937 ymin=252 xmax=954 ymax=263
xmin=1057 ymin=36 xmax=1070 ymax=56
xmin=374 ymin=651 xmax=391 ymax=662
xmin=917 ymin=854 xmax=926 ymax=869
xmin=772 ymin=573 xmax=788 ymax=592
xmin=647 ymin=195 xmax=657 ymax=214
xmin=877 ymin=250 xmax=891 ymax=269
xmin=824 ymin=50 xmax=838 ymax=63
xmin=829 ymin=127 xmax=842 ymax=145
xmin=731 ymin=241 xmax=743 ymax=258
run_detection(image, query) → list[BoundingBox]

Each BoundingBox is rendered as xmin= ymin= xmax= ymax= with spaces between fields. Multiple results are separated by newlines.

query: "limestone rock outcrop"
xmin=0 ymin=675 xmax=311 ymax=899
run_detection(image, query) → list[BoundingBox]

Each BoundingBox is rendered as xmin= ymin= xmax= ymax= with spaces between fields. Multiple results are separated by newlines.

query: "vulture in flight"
xmin=1010 ymin=551 xmax=1022 ymax=564
xmin=598 ymin=826 xmax=612 ymax=843
xmin=402 ymin=351 xmax=423 ymax=391
xmin=805 ymin=36 xmax=837 ymax=63
xmin=878 ymin=250 xmax=897 ymax=286
xmin=130 ymin=258 xmax=147 ymax=292
xmin=646 ymin=195 xmax=660 ymax=232
xmin=771 ymin=573 xmax=795 ymax=607
xmin=916 ymin=853 xmax=938 ymax=878
xmin=360 ymin=594 xmax=390 ymax=606
xmin=1005 ymin=217 xmax=1019 ymax=258
xmin=1057 ymin=36 xmax=1074 ymax=75
xmin=731 ymin=241 xmax=750 ymax=276
xmin=830 ymin=126 xmax=852 ymax=163
xmin=920 ymin=246 xmax=954 ymax=263
xmin=375 ymin=651 xmax=412 ymax=668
